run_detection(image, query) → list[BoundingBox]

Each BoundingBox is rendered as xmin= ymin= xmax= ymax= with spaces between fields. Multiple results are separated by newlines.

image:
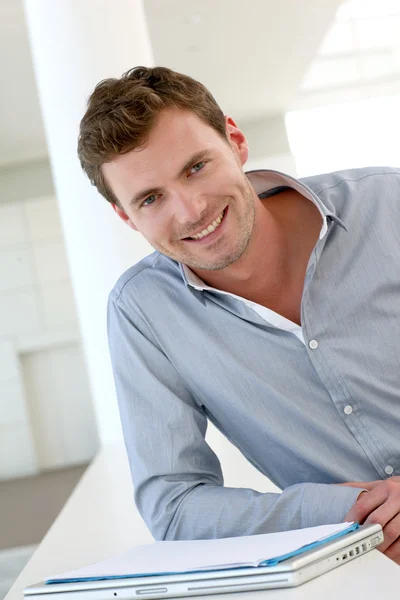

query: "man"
xmin=78 ymin=66 xmax=400 ymax=563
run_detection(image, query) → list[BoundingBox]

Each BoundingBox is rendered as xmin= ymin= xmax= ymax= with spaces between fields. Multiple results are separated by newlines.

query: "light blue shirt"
xmin=107 ymin=167 xmax=400 ymax=541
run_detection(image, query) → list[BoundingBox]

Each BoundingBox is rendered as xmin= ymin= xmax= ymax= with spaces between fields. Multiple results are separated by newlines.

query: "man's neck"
xmin=191 ymin=190 xmax=323 ymax=324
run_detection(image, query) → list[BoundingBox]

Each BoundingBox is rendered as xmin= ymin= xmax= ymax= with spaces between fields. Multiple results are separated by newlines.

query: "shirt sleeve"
xmin=107 ymin=293 xmax=363 ymax=541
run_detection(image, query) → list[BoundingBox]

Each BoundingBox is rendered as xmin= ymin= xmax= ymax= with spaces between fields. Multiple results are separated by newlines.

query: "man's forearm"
xmin=336 ymin=481 xmax=369 ymax=501
xmin=140 ymin=481 xmax=363 ymax=541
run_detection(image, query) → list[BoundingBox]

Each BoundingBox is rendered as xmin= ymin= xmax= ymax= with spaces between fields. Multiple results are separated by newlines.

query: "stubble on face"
xmin=148 ymin=173 xmax=256 ymax=272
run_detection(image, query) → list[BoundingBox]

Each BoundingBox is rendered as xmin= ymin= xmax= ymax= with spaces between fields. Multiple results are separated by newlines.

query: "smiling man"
xmin=78 ymin=66 xmax=400 ymax=563
xmin=103 ymin=109 xmax=257 ymax=273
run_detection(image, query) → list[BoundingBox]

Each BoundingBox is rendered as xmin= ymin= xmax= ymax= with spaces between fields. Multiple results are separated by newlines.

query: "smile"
xmin=185 ymin=207 xmax=227 ymax=242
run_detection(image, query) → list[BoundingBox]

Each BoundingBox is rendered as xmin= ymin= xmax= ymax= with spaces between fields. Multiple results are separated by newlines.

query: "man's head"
xmin=78 ymin=66 xmax=257 ymax=271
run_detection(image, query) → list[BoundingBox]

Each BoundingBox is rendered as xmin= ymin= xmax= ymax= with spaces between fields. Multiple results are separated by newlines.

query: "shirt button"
xmin=344 ymin=405 xmax=353 ymax=415
xmin=309 ymin=340 xmax=319 ymax=350
xmin=385 ymin=465 xmax=394 ymax=476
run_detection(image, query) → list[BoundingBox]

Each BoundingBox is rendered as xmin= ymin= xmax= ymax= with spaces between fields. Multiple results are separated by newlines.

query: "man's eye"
xmin=142 ymin=194 xmax=158 ymax=207
xmin=189 ymin=161 xmax=205 ymax=174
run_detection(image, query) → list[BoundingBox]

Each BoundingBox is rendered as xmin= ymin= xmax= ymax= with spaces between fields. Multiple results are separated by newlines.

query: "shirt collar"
xmin=179 ymin=168 xmax=346 ymax=291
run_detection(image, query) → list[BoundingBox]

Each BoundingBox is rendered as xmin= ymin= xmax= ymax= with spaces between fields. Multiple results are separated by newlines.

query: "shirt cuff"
xmin=299 ymin=483 xmax=367 ymax=527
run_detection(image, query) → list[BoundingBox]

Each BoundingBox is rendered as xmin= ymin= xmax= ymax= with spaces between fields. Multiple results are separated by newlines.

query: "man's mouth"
xmin=183 ymin=207 xmax=228 ymax=243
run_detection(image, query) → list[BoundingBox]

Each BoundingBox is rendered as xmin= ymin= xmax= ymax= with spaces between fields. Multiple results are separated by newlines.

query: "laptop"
xmin=24 ymin=524 xmax=383 ymax=599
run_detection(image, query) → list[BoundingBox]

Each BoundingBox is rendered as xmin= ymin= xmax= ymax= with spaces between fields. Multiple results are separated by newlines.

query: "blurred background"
xmin=1 ymin=0 xmax=400 ymax=596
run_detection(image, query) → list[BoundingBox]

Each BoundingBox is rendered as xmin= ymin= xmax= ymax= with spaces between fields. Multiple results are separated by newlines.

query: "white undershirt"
xmin=183 ymin=266 xmax=307 ymax=343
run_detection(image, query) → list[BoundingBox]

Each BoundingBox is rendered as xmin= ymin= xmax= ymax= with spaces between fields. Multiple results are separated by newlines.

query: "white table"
xmin=6 ymin=444 xmax=399 ymax=600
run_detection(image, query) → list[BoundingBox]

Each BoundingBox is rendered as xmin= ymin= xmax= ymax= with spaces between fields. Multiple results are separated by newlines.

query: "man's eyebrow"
xmin=177 ymin=150 xmax=210 ymax=179
xmin=129 ymin=186 xmax=162 ymax=208
xmin=129 ymin=150 xmax=210 ymax=207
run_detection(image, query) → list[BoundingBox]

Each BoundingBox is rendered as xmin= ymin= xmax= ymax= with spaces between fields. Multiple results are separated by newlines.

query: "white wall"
xmin=244 ymin=114 xmax=297 ymax=176
xmin=0 ymin=194 xmax=98 ymax=479
xmin=22 ymin=343 xmax=97 ymax=470
xmin=0 ymin=158 xmax=53 ymax=204
xmin=286 ymin=94 xmax=400 ymax=177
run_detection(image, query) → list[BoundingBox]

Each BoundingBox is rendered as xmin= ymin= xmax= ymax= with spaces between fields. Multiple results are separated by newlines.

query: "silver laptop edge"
xmin=24 ymin=524 xmax=383 ymax=598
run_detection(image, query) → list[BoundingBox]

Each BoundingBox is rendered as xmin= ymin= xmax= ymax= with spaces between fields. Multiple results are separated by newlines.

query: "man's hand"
xmin=338 ymin=477 xmax=400 ymax=564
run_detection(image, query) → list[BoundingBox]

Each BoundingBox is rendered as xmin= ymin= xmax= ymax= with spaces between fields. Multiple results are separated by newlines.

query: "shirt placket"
xmin=301 ymin=225 xmax=395 ymax=480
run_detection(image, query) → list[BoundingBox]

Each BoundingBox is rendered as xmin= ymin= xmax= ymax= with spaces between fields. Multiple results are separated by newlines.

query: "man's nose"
xmin=172 ymin=188 xmax=208 ymax=225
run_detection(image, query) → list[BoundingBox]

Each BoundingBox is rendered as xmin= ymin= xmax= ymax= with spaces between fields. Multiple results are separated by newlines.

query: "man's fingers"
xmin=384 ymin=539 xmax=400 ymax=565
xmin=375 ymin=512 xmax=400 ymax=553
xmin=337 ymin=481 xmax=376 ymax=491
xmin=365 ymin=497 xmax=400 ymax=529
xmin=358 ymin=481 xmax=380 ymax=492
xmin=346 ymin=487 xmax=382 ymax=523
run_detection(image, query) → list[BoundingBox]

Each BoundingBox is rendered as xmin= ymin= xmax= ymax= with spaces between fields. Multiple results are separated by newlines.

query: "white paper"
xmin=48 ymin=522 xmax=354 ymax=582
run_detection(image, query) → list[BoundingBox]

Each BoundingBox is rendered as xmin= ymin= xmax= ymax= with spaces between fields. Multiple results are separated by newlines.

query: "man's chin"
xmin=152 ymin=232 xmax=251 ymax=271
xmin=180 ymin=244 xmax=250 ymax=272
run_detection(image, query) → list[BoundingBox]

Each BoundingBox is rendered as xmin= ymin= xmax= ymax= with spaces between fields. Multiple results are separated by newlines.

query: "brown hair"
xmin=77 ymin=66 xmax=228 ymax=206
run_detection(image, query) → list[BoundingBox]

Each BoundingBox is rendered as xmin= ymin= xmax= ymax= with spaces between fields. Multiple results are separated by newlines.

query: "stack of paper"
xmin=46 ymin=521 xmax=358 ymax=584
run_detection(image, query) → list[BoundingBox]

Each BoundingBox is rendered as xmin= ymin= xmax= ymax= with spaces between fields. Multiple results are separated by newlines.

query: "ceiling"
xmin=0 ymin=0 xmax=343 ymax=167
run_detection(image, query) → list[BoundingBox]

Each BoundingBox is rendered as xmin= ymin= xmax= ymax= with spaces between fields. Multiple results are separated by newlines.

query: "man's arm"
xmin=338 ymin=479 xmax=400 ymax=564
xmin=107 ymin=293 xmax=362 ymax=540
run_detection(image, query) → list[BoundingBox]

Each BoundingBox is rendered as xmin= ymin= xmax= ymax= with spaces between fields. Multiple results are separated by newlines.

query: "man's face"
xmin=103 ymin=108 xmax=256 ymax=271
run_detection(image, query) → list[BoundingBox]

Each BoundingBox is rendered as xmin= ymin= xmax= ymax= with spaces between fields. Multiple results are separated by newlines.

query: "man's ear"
xmin=111 ymin=203 xmax=138 ymax=231
xmin=225 ymin=115 xmax=249 ymax=167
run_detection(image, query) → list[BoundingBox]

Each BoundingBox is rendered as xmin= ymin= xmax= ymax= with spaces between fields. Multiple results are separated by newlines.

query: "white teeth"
xmin=190 ymin=210 xmax=225 ymax=240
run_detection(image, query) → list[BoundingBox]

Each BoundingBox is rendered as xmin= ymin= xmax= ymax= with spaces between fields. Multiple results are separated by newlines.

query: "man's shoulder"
xmin=299 ymin=166 xmax=400 ymax=231
xmin=301 ymin=165 xmax=400 ymax=194
xmin=108 ymin=251 xmax=182 ymax=305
